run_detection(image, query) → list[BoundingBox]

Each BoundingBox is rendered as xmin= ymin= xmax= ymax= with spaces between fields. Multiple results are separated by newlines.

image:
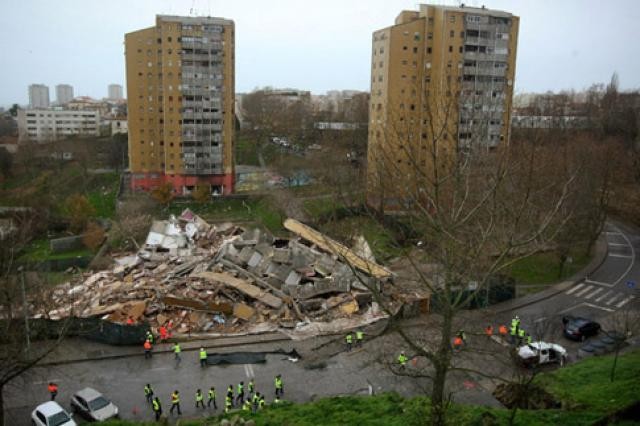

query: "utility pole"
xmin=18 ymin=266 xmax=30 ymax=351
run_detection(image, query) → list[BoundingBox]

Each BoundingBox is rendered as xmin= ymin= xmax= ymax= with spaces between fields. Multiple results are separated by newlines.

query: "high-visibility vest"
xmin=453 ymin=337 xmax=463 ymax=346
xmin=196 ymin=392 xmax=203 ymax=402
xmin=485 ymin=326 xmax=493 ymax=336
xmin=144 ymin=340 xmax=152 ymax=350
xmin=171 ymin=393 xmax=180 ymax=404
xmin=174 ymin=344 xmax=181 ymax=353
xmin=275 ymin=377 xmax=282 ymax=389
xmin=356 ymin=331 xmax=364 ymax=340
xmin=237 ymin=383 xmax=244 ymax=394
xmin=242 ymin=401 xmax=251 ymax=411
xmin=259 ymin=398 xmax=265 ymax=408
xmin=346 ymin=334 xmax=353 ymax=343
xmin=518 ymin=329 xmax=525 ymax=338
xmin=225 ymin=396 xmax=232 ymax=407
xmin=526 ymin=335 xmax=532 ymax=344
xmin=144 ymin=385 xmax=152 ymax=396
xmin=48 ymin=384 xmax=58 ymax=393
xmin=248 ymin=381 xmax=254 ymax=392
xmin=398 ymin=354 xmax=407 ymax=365
xmin=152 ymin=399 xmax=160 ymax=411
xmin=510 ymin=325 xmax=517 ymax=336
xmin=208 ymin=389 xmax=216 ymax=399
xmin=499 ymin=325 xmax=508 ymax=335
xmin=199 ymin=349 xmax=207 ymax=360
xmin=227 ymin=386 xmax=233 ymax=395
xmin=252 ymin=394 xmax=259 ymax=403
xmin=146 ymin=332 xmax=154 ymax=343
xmin=274 ymin=397 xmax=281 ymax=404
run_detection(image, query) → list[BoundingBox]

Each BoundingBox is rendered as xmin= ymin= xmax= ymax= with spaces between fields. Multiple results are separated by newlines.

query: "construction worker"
xmin=248 ymin=379 xmax=255 ymax=396
xmin=236 ymin=381 xmax=244 ymax=405
xmin=208 ymin=386 xmax=217 ymax=409
xmin=274 ymin=374 xmax=284 ymax=397
xmin=225 ymin=393 xmax=232 ymax=413
xmin=126 ymin=316 xmax=134 ymax=325
xmin=453 ymin=335 xmax=463 ymax=351
xmin=485 ymin=325 xmax=494 ymax=337
xmin=242 ymin=399 xmax=252 ymax=411
xmin=356 ymin=330 xmax=364 ymax=347
xmin=252 ymin=392 xmax=260 ymax=413
xmin=158 ymin=324 xmax=168 ymax=341
xmin=144 ymin=384 xmax=154 ymax=403
xmin=398 ymin=351 xmax=408 ymax=370
xmin=170 ymin=390 xmax=181 ymax=415
xmin=47 ymin=382 xmax=58 ymax=401
xmin=195 ymin=389 xmax=205 ymax=409
xmin=511 ymin=315 xmax=521 ymax=333
xmin=173 ymin=342 xmax=182 ymax=366
xmin=258 ymin=394 xmax=266 ymax=409
xmin=226 ymin=384 xmax=234 ymax=402
xmin=518 ymin=328 xmax=526 ymax=345
xmin=144 ymin=339 xmax=152 ymax=359
xmin=274 ymin=395 xmax=281 ymax=404
xmin=199 ymin=347 xmax=208 ymax=367
xmin=146 ymin=330 xmax=154 ymax=344
xmin=457 ymin=330 xmax=466 ymax=342
xmin=152 ymin=396 xmax=162 ymax=421
xmin=526 ymin=333 xmax=533 ymax=345
xmin=498 ymin=324 xmax=508 ymax=338
xmin=345 ymin=333 xmax=353 ymax=351
xmin=509 ymin=322 xmax=518 ymax=345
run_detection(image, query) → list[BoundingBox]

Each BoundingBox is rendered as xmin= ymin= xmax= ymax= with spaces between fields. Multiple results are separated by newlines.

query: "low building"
xmin=17 ymin=108 xmax=100 ymax=142
xmin=108 ymin=118 xmax=128 ymax=135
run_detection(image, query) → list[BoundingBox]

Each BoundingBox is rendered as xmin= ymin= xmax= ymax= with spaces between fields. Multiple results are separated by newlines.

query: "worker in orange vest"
xmin=144 ymin=339 xmax=153 ymax=359
xmin=485 ymin=325 xmax=494 ymax=337
xmin=48 ymin=382 xmax=58 ymax=401
xmin=159 ymin=324 xmax=168 ymax=341
xmin=498 ymin=325 xmax=508 ymax=337
xmin=453 ymin=336 xmax=463 ymax=351
xmin=126 ymin=316 xmax=135 ymax=325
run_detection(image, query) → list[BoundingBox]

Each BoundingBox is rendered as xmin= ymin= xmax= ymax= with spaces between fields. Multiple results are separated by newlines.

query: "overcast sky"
xmin=1 ymin=0 xmax=639 ymax=107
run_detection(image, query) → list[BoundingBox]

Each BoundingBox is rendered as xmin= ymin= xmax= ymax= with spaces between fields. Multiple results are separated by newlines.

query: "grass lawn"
xmin=86 ymin=172 xmax=120 ymax=219
xmin=20 ymin=238 xmax=93 ymax=262
xmin=507 ymin=248 xmax=591 ymax=286
xmin=236 ymin=136 xmax=261 ymax=166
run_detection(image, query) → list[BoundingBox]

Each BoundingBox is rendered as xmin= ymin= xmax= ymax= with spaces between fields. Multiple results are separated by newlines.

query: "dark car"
xmin=562 ymin=316 xmax=601 ymax=341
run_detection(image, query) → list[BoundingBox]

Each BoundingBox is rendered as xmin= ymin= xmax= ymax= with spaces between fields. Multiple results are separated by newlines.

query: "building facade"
xmin=108 ymin=84 xmax=124 ymax=100
xmin=366 ymin=4 xmax=519 ymax=211
xmin=55 ymin=84 xmax=74 ymax=105
xmin=125 ymin=15 xmax=235 ymax=195
xmin=28 ymin=84 xmax=50 ymax=109
xmin=17 ymin=108 xmax=100 ymax=142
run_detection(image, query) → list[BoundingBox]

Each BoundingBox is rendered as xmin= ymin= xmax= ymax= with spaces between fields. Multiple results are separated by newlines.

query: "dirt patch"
xmin=493 ymin=383 xmax=561 ymax=410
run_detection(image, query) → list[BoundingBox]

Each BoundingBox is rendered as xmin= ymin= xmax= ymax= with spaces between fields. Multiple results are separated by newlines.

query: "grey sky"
xmin=1 ymin=0 xmax=639 ymax=107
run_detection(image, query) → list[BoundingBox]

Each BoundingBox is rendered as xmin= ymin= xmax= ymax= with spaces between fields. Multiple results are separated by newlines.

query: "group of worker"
xmin=144 ymin=374 xmax=284 ymax=420
xmin=507 ymin=315 xmax=533 ymax=346
xmin=344 ymin=330 xmax=364 ymax=351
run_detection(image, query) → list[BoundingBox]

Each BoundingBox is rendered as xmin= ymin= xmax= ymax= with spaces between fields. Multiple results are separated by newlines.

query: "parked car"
xmin=70 ymin=388 xmax=118 ymax=422
xmin=31 ymin=401 xmax=76 ymax=426
xmin=516 ymin=341 xmax=567 ymax=367
xmin=562 ymin=316 xmax=601 ymax=341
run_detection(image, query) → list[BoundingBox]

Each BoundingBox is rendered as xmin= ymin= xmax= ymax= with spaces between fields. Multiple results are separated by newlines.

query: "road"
xmin=501 ymin=220 xmax=639 ymax=355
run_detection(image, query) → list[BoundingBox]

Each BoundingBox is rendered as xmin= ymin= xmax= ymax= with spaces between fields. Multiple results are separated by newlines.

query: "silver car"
xmin=70 ymin=388 xmax=118 ymax=422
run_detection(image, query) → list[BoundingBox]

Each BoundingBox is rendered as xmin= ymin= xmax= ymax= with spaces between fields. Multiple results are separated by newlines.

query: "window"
xmin=450 ymin=30 xmax=455 ymax=38
xmin=403 ymin=46 xmax=407 ymax=51
xmin=449 ymin=46 xmax=453 ymax=53
xmin=413 ymin=47 xmax=418 ymax=53
xmin=460 ymin=31 xmax=465 ymax=38
xmin=427 ymin=32 xmax=433 ymax=40
xmin=427 ymin=47 xmax=432 ymax=54
xmin=167 ymin=37 xmax=172 ymax=42
xmin=402 ymin=60 xmax=407 ymax=65
xmin=414 ymin=32 xmax=420 ymax=41
xmin=449 ymin=15 xmax=456 ymax=23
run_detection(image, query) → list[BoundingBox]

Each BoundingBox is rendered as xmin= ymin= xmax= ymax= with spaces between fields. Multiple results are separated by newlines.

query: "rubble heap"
xmin=49 ymin=210 xmax=392 ymax=336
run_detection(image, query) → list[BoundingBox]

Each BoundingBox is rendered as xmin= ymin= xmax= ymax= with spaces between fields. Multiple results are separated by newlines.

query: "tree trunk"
xmin=610 ymin=346 xmax=620 ymax=382
xmin=0 ymin=384 xmax=5 ymax=426
xmin=431 ymin=307 xmax=453 ymax=426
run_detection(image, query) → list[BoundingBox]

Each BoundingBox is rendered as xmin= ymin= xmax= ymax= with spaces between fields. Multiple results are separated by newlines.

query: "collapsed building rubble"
xmin=49 ymin=210 xmax=400 ymax=339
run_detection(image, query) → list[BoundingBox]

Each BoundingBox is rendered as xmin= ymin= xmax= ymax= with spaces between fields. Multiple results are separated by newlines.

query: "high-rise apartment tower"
xmin=108 ymin=84 xmax=124 ymax=100
xmin=367 ymin=4 xmax=519 ymax=211
xmin=29 ymin=84 xmax=50 ymax=109
xmin=55 ymin=84 xmax=74 ymax=105
xmin=125 ymin=15 xmax=235 ymax=195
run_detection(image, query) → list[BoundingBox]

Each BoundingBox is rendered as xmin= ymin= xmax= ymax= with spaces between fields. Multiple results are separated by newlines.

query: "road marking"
xmin=608 ymin=254 xmax=633 ymax=259
xmin=566 ymin=283 xmax=585 ymax=295
xmin=608 ymin=243 xmax=627 ymax=247
xmin=595 ymin=290 xmax=612 ymax=302
xmin=611 ymin=225 xmax=636 ymax=286
xmin=605 ymin=231 xmax=622 ymax=235
xmin=559 ymin=302 xmax=586 ymax=314
xmin=585 ymin=279 xmax=615 ymax=288
xmin=575 ymin=285 xmax=594 ymax=297
xmin=616 ymin=296 xmax=634 ymax=308
xmin=584 ymin=287 xmax=604 ymax=300
xmin=243 ymin=364 xmax=254 ymax=378
xmin=605 ymin=293 xmax=623 ymax=305
xmin=533 ymin=316 xmax=547 ymax=323
xmin=583 ymin=302 xmax=615 ymax=312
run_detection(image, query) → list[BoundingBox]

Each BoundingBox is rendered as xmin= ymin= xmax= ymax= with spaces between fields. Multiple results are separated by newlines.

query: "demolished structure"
xmin=49 ymin=210 xmax=395 ymax=339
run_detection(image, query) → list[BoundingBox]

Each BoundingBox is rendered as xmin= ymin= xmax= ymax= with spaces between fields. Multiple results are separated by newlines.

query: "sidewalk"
xmin=41 ymin=331 xmax=291 ymax=366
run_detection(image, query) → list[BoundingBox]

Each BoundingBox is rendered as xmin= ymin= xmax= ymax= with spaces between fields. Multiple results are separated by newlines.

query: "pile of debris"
xmin=48 ymin=210 xmax=393 ymax=337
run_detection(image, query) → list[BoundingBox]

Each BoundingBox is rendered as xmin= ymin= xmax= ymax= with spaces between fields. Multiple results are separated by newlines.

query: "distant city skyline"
xmin=1 ymin=0 xmax=639 ymax=107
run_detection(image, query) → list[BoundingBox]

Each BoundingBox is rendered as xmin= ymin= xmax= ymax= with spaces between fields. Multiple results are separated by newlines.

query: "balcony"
xmin=463 ymin=67 xmax=507 ymax=77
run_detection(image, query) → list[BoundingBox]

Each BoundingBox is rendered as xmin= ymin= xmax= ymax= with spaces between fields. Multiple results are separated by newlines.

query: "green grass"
xmin=236 ymin=136 xmax=261 ymax=166
xmin=20 ymin=238 xmax=93 ymax=262
xmin=535 ymin=349 xmax=640 ymax=414
xmin=86 ymin=173 xmax=119 ymax=219
xmin=167 ymin=197 xmax=286 ymax=234
xmin=507 ymin=249 xmax=590 ymax=286
xmin=303 ymin=198 xmax=344 ymax=219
